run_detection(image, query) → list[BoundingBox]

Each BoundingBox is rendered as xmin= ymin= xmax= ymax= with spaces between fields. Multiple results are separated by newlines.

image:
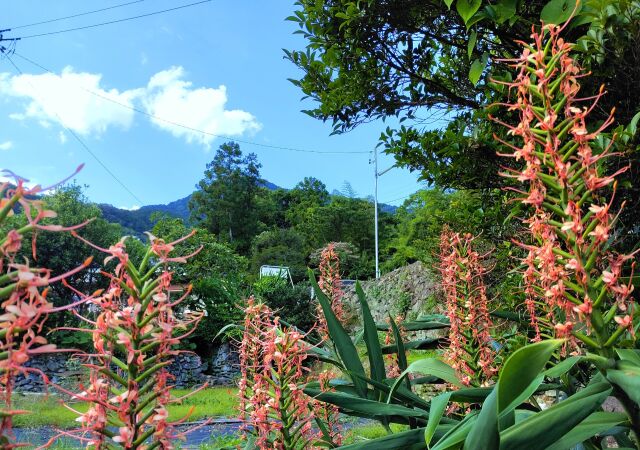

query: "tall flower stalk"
xmin=0 ymin=168 xmax=90 ymax=447
xmin=492 ymin=24 xmax=637 ymax=353
xmin=60 ymin=232 xmax=205 ymax=449
xmin=492 ymin=23 xmax=639 ymax=435
xmin=238 ymin=298 xmax=316 ymax=449
xmin=439 ymin=229 xmax=497 ymax=387
xmin=317 ymin=243 xmax=346 ymax=335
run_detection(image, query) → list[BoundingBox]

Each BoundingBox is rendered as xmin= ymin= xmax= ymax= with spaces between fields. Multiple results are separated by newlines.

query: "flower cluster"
xmin=439 ymin=229 xmax=497 ymax=386
xmin=238 ymin=298 xmax=318 ymax=449
xmin=60 ymin=233 xmax=204 ymax=449
xmin=383 ymin=315 xmax=407 ymax=379
xmin=317 ymin=243 xmax=346 ymax=335
xmin=0 ymin=168 xmax=89 ymax=447
xmin=492 ymin=25 xmax=637 ymax=351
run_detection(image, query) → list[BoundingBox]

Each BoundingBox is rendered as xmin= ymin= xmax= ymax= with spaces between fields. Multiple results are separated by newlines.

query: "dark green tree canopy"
xmin=190 ymin=141 xmax=263 ymax=254
xmin=287 ymin=0 xmax=640 ymax=191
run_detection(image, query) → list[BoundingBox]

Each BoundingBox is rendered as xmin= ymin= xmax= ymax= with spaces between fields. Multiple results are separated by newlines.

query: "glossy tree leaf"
xmin=541 ymin=0 xmax=578 ymax=25
xmin=467 ymin=29 xmax=477 ymax=58
xmin=456 ymin=0 xmax=482 ymax=25
xmin=498 ymin=339 xmax=563 ymax=414
xmin=500 ymin=382 xmax=612 ymax=450
xmin=494 ymin=0 xmax=517 ymax=23
xmin=309 ymin=271 xmax=367 ymax=397
xmin=469 ymin=53 xmax=488 ymax=86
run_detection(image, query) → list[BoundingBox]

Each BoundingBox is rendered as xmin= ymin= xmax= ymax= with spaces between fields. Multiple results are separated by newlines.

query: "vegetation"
xmin=1 ymin=1 xmax=639 ymax=449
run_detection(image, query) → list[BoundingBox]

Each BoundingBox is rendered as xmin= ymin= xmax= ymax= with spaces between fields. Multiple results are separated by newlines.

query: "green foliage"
xmin=3 ymin=183 xmax=124 ymax=348
xmin=250 ymin=228 xmax=308 ymax=282
xmin=190 ymin=141 xmax=264 ymax=254
xmin=252 ymin=276 xmax=317 ymax=333
xmin=152 ymin=217 xmax=247 ymax=355
xmin=287 ymin=0 xmax=640 ymax=244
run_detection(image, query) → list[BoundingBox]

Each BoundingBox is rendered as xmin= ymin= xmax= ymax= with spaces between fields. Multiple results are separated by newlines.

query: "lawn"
xmin=12 ymin=387 xmax=239 ymax=429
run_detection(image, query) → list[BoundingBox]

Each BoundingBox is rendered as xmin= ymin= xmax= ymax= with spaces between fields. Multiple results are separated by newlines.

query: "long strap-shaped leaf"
xmin=310 ymin=271 xmax=368 ymax=397
xmin=357 ymin=282 xmax=386 ymax=394
xmin=500 ymin=382 xmax=613 ymax=450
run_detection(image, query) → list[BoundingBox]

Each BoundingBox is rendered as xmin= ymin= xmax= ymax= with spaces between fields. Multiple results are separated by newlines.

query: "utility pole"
xmin=373 ymin=146 xmax=395 ymax=279
xmin=0 ymin=29 xmax=20 ymax=54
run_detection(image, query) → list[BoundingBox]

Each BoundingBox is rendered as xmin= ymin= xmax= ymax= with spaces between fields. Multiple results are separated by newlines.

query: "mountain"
xmin=99 ymin=195 xmax=191 ymax=236
xmin=99 ymin=180 xmax=280 ymax=235
xmin=99 ymin=181 xmax=399 ymax=235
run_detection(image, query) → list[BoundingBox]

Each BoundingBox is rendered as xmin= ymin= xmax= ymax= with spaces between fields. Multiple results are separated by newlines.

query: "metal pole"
xmin=374 ymin=147 xmax=380 ymax=279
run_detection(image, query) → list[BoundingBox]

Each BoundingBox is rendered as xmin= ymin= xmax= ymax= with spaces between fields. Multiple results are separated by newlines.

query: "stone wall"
xmin=342 ymin=261 xmax=441 ymax=324
xmin=15 ymin=344 xmax=240 ymax=392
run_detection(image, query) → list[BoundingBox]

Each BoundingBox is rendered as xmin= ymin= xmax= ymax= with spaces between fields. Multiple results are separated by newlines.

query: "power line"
xmin=13 ymin=52 xmax=371 ymax=155
xmin=381 ymin=192 xmax=416 ymax=204
xmin=12 ymin=0 xmax=147 ymax=30
xmin=3 ymin=52 xmax=143 ymax=204
xmin=14 ymin=0 xmax=212 ymax=40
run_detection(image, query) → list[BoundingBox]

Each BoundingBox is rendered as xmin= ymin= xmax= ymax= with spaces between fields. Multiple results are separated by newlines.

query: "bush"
xmin=252 ymin=277 xmax=317 ymax=333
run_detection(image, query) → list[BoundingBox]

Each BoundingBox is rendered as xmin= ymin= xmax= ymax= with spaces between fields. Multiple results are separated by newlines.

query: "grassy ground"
xmin=12 ymin=386 xmax=239 ymax=429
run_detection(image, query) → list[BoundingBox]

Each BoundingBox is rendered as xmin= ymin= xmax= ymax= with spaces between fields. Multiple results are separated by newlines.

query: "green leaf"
xmin=494 ymin=0 xmax=517 ymax=22
xmin=467 ymin=29 xmax=477 ymax=58
xmin=381 ymin=337 xmax=441 ymax=354
xmin=468 ymin=53 xmax=488 ymax=86
xmin=376 ymin=321 xmax=449 ymax=332
xmin=389 ymin=315 xmax=411 ymax=390
xmin=425 ymin=392 xmax=451 ymax=448
xmin=607 ymin=367 xmax=640 ymax=405
xmin=545 ymin=412 xmax=629 ymax=450
xmin=464 ymin=386 xmax=499 ymax=449
xmin=389 ymin=358 xmax=462 ymax=404
xmin=340 ymin=426 xmax=432 ymax=449
xmin=544 ymin=355 xmax=583 ymax=378
xmin=431 ymin=412 xmax=478 ymax=450
xmin=444 ymin=0 xmax=455 ymax=9
xmin=615 ymin=348 xmax=640 ymax=366
xmin=309 ymin=271 xmax=367 ymax=397
xmin=456 ymin=0 xmax=482 ymax=24
xmin=303 ymin=388 xmax=429 ymax=420
xmin=500 ymin=382 xmax=612 ymax=450
xmin=541 ymin=0 xmax=578 ymax=25
xmin=498 ymin=339 xmax=563 ymax=414
xmin=357 ymin=282 xmax=386 ymax=390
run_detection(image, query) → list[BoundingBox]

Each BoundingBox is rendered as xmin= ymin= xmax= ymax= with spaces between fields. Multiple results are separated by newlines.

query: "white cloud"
xmin=0 ymin=67 xmax=138 ymax=136
xmin=142 ymin=66 xmax=261 ymax=148
xmin=58 ymin=131 xmax=67 ymax=144
xmin=0 ymin=141 xmax=13 ymax=151
xmin=118 ymin=205 xmax=140 ymax=211
xmin=0 ymin=66 xmax=261 ymax=149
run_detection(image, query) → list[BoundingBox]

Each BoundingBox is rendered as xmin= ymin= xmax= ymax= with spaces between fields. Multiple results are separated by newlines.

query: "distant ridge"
xmin=98 ymin=180 xmax=399 ymax=235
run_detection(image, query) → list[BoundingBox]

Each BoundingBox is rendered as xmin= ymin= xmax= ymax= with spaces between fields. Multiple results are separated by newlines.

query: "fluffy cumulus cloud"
xmin=0 ymin=141 xmax=13 ymax=151
xmin=0 ymin=68 xmax=137 ymax=136
xmin=0 ymin=66 xmax=260 ymax=148
xmin=143 ymin=67 xmax=261 ymax=148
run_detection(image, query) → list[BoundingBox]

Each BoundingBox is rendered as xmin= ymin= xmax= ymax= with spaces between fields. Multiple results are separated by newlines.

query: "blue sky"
xmin=1 ymin=1 xmax=425 ymax=209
